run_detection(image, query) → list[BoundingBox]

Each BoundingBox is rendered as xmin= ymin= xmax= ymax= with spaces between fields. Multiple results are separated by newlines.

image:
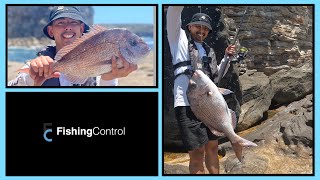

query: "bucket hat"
xmin=186 ymin=13 xmax=213 ymax=32
xmin=43 ymin=6 xmax=90 ymax=39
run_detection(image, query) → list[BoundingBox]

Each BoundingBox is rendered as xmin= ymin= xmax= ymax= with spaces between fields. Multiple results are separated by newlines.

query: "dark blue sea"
xmin=8 ymin=36 xmax=154 ymax=63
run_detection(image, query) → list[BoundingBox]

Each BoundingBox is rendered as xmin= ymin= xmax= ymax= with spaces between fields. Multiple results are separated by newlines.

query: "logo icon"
xmin=43 ymin=123 xmax=52 ymax=142
xmin=200 ymin=16 xmax=206 ymax=20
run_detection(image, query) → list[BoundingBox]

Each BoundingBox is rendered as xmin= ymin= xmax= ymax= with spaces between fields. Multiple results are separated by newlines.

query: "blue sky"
xmin=93 ymin=6 xmax=154 ymax=24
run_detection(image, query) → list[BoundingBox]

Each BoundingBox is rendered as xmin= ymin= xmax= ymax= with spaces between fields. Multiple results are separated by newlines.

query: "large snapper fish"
xmin=187 ymin=70 xmax=257 ymax=162
xmin=21 ymin=25 xmax=150 ymax=84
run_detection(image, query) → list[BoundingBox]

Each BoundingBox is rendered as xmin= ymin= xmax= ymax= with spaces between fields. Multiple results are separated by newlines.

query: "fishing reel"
xmin=237 ymin=46 xmax=248 ymax=62
xmin=231 ymin=46 xmax=248 ymax=64
xmin=237 ymin=47 xmax=249 ymax=75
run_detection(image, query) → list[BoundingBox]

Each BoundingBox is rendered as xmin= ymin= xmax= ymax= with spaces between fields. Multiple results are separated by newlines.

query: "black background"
xmin=6 ymin=92 xmax=158 ymax=176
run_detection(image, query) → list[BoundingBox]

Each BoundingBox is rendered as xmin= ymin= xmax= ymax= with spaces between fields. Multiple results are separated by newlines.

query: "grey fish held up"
xmin=187 ymin=70 xmax=257 ymax=162
xmin=21 ymin=25 xmax=151 ymax=84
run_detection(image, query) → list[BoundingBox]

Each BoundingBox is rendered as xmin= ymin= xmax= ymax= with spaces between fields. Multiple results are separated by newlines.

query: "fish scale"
xmin=187 ymin=70 xmax=257 ymax=162
xmin=53 ymin=25 xmax=150 ymax=84
xmin=191 ymin=88 xmax=231 ymax=137
xmin=20 ymin=25 xmax=150 ymax=85
xmin=55 ymin=42 xmax=119 ymax=77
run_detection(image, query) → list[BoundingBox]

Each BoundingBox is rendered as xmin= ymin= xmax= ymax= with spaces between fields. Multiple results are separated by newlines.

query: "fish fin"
xmin=64 ymin=74 xmax=88 ymax=85
xmin=231 ymin=137 xmax=257 ymax=162
xmin=229 ymin=109 xmax=237 ymax=130
xmin=218 ymin=88 xmax=233 ymax=95
xmin=16 ymin=61 xmax=31 ymax=74
xmin=235 ymin=137 xmax=258 ymax=147
xmin=54 ymin=25 xmax=107 ymax=61
xmin=211 ymin=129 xmax=225 ymax=137
xmin=231 ymin=142 xmax=243 ymax=162
xmin=90 ymin=24 xmax=108 ymax=32
xmin=17 ymin=67 xmax=30 ymax=74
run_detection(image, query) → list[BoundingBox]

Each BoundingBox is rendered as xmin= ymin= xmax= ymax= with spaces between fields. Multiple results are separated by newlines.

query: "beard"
xmin=191 ymin=31 xmax=207 ymax=42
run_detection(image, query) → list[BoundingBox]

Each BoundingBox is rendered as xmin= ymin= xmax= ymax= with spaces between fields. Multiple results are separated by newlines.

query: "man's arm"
xmin=166 ymin=6 xmax=184 ymax=55
xmin=8 ymin=71 xmax=34 ymax=86
xmin=216 ymin=45 xmax=236 ymax=81
xmin=8 ymin=55 xmax=62 ymax=86
xmin=8 ymin=61 xmax=40 ymax=86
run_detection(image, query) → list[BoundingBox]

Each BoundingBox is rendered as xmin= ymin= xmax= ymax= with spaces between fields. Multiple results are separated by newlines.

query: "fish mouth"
xmin=188 ymin=79 xmax=197 ymax=89
xmin=193 ymin=72 xmax=198 ymax=77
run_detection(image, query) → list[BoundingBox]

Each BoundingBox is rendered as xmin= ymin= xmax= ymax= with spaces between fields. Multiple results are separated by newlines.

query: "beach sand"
xmin=7 ymin=51 xmax=156 ymax=86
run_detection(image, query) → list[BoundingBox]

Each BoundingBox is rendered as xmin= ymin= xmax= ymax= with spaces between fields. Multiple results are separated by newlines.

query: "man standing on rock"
xmin=166 ymin=6 xmax=236 ymax=174
xmin=8 ymin=6 xmax=137 ymax=86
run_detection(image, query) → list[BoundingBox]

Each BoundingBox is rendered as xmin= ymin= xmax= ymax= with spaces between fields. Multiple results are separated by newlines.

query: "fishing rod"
xmin=231 ymin=6 xmax=248 ymax=45
xmin=216 ymin=6 xmax=248 ymax=86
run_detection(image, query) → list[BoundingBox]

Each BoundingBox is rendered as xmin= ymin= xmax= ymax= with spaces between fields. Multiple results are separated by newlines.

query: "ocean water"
xmin=8 ymin=36 xmax=154 ymax=63
xmin=7 ymin=47 xmax=41 ymax=63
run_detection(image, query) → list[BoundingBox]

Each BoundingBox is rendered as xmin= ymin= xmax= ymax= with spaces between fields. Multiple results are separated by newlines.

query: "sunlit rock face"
xmin=222 ymin=6 xmax=313 ymax=73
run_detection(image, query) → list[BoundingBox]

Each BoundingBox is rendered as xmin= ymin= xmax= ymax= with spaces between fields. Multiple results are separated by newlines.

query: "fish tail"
xmin=231 ymin=137 xmax=257 ymax=162
xmin=237 ymin=136 xmax=257 ymax=147
xmin=231 ymin=142 xmax=243 ymax=162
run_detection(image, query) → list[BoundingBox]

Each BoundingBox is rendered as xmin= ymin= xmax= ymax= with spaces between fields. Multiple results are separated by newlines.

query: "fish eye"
xmin=129 ymin=39 xmax=137 ymax=47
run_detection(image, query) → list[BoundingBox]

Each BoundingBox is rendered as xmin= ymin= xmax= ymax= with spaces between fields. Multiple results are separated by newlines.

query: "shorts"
xmin=174 ymin=106 xmax=219 ymax=151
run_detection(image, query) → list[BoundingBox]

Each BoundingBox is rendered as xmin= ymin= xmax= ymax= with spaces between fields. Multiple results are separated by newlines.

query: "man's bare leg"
xmin=188 ymin=145 xmax=205 ymax=174
xmin=205 ymin=140 xmax=219 ymax=174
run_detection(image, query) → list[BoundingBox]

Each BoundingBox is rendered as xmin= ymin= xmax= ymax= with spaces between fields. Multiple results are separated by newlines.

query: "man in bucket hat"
xmin=9 ymin=6 xmax=137 ymax=86
xmin=166 ymin=6 xmax=236 ymax=174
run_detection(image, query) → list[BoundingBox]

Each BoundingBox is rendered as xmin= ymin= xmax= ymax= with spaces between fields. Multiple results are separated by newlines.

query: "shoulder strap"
xmin=202 ymin=41 xmax=211 ymax=55
xmin=173 ymin=61 xmax=191 ymax=70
